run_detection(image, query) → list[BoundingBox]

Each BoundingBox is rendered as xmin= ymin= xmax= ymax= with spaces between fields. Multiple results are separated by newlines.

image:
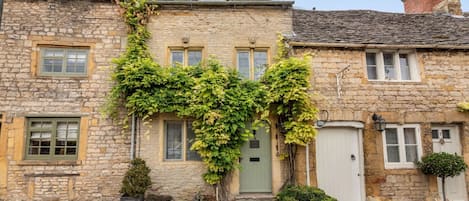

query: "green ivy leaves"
xmin=262 ymin=56 xmax=318 ymax=146
xmin=457 ymin=101 xmax=469 ymax=112
xmin=109 ymin=0 xmax=319 ymax=186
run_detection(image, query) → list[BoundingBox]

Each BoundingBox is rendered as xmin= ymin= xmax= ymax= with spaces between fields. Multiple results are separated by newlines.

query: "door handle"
xmin=351 ymin=154 xmax=356 ymax=161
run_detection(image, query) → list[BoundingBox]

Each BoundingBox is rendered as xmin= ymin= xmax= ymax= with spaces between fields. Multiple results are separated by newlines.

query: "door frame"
xmin=319 ymin=121 xmax=366 ymax=201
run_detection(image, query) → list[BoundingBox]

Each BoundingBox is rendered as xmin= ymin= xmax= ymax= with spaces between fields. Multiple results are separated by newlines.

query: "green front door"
xmin=240 ymin=125 xmax=272 ymax=193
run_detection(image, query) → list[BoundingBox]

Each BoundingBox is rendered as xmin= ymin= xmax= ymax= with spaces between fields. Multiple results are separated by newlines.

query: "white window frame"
xmin=169 ymin=48 xmax=203 ymax=67
xmin=366 ymin=49 xmax=420 ymax=82
xmin=382 ymin=124 xmax=422 ymax=169
xmin=236 ymin=48 xmax=269 ymax=80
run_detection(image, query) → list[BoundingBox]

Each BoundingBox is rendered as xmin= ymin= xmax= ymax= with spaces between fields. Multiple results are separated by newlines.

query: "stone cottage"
xmin=290 ymin=1 xmax=469 ymax=200
xmin=0 ymin=0 xmax=469 ymax=201
xmin=139 ymin=1 xmax=293 ymax=200
xmin=0 ymin=0 xmax=129 ymax=200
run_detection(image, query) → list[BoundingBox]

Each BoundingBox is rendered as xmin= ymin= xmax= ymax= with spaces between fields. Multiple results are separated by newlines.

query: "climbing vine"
xmin=108 ymin=0 xmax=319 ymax=189
xmin=458 ymin=102 xmax=469 ymax=112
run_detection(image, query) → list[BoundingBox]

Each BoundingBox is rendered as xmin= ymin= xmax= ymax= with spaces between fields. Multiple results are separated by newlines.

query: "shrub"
xmin=276 ymin=185 xmax=337 ymax=201
xmin=120 ymin=158 xmax=152 ymax=198
xmin=417 ymin=152 xmax=467 ymax=201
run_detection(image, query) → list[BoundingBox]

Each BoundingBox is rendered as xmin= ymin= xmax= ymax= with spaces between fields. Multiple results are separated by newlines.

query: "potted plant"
xmin=417 ymin=152 xmax=467 ymax=201
xmin=120 ymin=158 xmax=152 ymax=201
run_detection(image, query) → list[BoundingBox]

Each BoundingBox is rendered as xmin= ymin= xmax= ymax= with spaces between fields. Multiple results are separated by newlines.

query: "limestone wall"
xmin=293 ymin=47 xmax=469 ymax=200
xmin=148 ymin=6 xmax=293 ymax=68
xmin=0 ymin=0 xmax=128 ymax=200
xmin=143 ymin=5 xmax=293 ymax=200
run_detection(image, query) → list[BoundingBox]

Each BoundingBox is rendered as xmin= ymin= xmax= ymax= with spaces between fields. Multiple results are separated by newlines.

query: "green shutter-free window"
xmin=26 ymin=118 xmax=80 ymax=160
xmin=39 ymin=47 xmax=89 ymax=76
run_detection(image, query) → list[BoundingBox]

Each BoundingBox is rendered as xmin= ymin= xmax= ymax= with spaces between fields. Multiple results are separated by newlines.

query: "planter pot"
xmin=120 ymin=195 xmax=144 ymax=201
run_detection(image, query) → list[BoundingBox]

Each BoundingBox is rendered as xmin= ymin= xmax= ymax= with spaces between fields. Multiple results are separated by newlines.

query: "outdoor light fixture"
xmin=315 ymin=110 xmax=329 ymax=128
xmin=372 ymin=113 xmax=386 ymax=132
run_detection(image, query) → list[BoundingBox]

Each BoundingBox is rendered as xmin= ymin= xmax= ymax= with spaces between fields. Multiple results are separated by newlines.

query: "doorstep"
xmin=235 ymin=193 xmax=275 ymax=201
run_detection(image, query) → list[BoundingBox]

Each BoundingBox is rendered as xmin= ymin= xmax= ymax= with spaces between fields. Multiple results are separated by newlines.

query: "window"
xmin=237 ymin=49 xmax=268 ymax=80
xmin=0 ymin=0 xmax=3 ymax=29
xmin=26 ymin=118 xmax=80 ymax=160
xmin=164 ymin=120 xmax=201 ymax=161
xmin=432 ymin=127 xmax=454 ymax=142
xmin=366 ymin=50 xmax=419 ymax=81
xmin=170 ymin=48 xmax=202 ymax=67
xmin=382 ymin=124 xmax=422 ymax=169
xmin=39 ymin=47 xmax=89 ymax=76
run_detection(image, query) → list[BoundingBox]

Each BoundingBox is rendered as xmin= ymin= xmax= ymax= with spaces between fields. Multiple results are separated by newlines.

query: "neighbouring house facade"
xmin=1 ymin=0 xmax=469 ymax=201
xmin=0 ymin=0 xmax=129 ymax=200
xmin=290 ymin=5 xmax=469 ymax=200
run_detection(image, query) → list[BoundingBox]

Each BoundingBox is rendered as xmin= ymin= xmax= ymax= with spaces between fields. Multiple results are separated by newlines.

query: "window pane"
xmin=188 ymin=50 xmax=202 ymax=66
xmin=43 ymin=58 xmax=63 ymax=73
xmin=431 ymin=130 xmax=439 ymax=139
xmin=56 ymin=121 xmax=78 ymax=156
xmin=186 ymin=121 xmax=201 ymax=161
xmin=166 ymin=122 xmax=183 ymax=160
xmin=366 ymin=53 xmax=377 ymax=80
xmin=253 ymin=51 xmax=267 ymax=81
xmin=387 ymin=146 xmax=400 ymax=162
xmin=66 ymin=51 xmax=87 ymax=73
xmin=237 ymin=51 xmax=250 ymax=79
xmin=399 ymin=54 xmax=411 ymax=80
xmin=383 ymin=53 xmax=396 ymax=80
xmin=31 ymin=121 xmax=52 ymax=128
xmin=404 ymin=128 xmax=416 ymax=144
xmin=405 ymin=145 xmax=418 ymax=162
xmin=385 ymin=128 xmax=398 ymax=144
xmin=44 ymin=49 xmax=64 ymax=57
xmin=171 ymin=51 xmax=184 ymax=67
xmin=442 ymin=129 xmax=451 ymax=139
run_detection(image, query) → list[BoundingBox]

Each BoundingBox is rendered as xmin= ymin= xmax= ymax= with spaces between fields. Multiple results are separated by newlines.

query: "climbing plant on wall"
xmin=457 ymin=102 xmax=469 ymax=112
xmin=108 ymin=0 xmax=319 ymax=191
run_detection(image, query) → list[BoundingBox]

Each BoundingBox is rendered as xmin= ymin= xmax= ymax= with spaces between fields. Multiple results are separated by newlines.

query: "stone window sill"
xmin=16 ymin=160 xmax=82 ymax=166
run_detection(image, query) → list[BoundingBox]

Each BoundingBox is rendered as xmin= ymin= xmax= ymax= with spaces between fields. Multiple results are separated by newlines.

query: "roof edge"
xmin=149 ymin=0 xmax=294 ymax=7
xmin=289 ymin=41 xmax=469 ymax=50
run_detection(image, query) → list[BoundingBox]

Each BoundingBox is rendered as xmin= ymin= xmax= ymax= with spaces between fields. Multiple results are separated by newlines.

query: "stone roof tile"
xmin=292 ymin=9 xmax=469 ymax=47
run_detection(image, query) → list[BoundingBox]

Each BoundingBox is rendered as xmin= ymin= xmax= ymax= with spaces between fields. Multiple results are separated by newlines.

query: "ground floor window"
xmin=26 ymin=117 xmax=80 ymax=160
xmin=164 ymin=120 xmax=201 ymax=161
xmin=382 ymin=124 xmax=422 ymax=169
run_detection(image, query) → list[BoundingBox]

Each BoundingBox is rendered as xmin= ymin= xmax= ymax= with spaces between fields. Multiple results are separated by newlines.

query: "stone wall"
xmin=142 ymin=5 xmax=293 ymax=200
xmin=148 ymin=6 xmax=293 ymax=67
xmin=137 ymin=114 xmax=213 ymax=201
xmin=0 ymin=0 xmax=128 ymax=200
xmin=293 ymin=47 xmax=469 ymax=200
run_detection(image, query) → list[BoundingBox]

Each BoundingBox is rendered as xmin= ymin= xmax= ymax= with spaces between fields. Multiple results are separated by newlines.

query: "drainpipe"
xmin=306 ymin=143 xmax=310 ymax=186
xmin=130 ymin=113 xmax=136 ymax=160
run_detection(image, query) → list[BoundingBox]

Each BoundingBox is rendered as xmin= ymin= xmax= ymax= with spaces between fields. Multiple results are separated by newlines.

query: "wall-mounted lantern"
xmin=315 ymin=110 xmax=329 ymax=128
xmin=372 ymin=113 xmax=386 ymax=132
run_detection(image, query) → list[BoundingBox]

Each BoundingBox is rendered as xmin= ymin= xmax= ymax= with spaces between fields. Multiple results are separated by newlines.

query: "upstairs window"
xmin=170 ymin=48 xmax=202 ymax=67
xmin=39 ymin=47 xmax=89 ymax=76
xmin=237 ymin=49 xmax=268 ymax=80
xmin=0 ymin=0 xmax=3 ymax=29
xmin=382 ymin=124 xmax=422 ymax=169
xmin=366 ymin=50 xmax=419 ymax=81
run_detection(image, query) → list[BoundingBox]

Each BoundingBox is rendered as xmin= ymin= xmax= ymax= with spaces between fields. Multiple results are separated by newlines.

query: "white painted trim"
xmin=382 ymin=124 xmax=423 ymax=169
xmin=320 ymin=121 xmax=364 ymax=129
xmin=358 ymin=128 xmax=366 ymax=201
